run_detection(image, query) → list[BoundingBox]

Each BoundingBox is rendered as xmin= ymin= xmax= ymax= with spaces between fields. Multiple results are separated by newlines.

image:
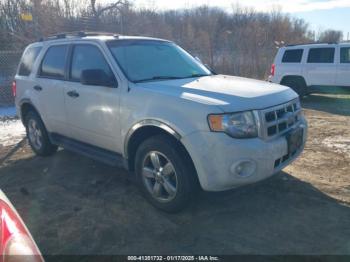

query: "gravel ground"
xmin=0 ymin=90 xmax=349 ymax=255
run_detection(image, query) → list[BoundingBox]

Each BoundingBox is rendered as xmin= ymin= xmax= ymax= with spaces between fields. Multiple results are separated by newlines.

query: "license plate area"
xmin=287 ymin=128 xmax=303 ymax=154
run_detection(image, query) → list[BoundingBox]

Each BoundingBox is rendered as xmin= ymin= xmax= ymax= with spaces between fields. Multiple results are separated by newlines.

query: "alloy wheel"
xmin=142 ymin=151 xmax=178 ymax=202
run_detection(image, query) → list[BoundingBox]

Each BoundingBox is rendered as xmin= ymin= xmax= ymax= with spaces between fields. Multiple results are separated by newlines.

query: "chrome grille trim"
xmin=258 ymin=99 xmax=302 ymax=139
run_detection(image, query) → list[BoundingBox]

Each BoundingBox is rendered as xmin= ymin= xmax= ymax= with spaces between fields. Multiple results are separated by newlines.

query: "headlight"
xmin=208 ymin=111 xmax=258 ymax=138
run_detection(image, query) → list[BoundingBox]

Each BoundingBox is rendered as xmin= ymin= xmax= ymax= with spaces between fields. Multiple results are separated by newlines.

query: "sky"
xmin=130 ymin=0 xmax=350 ymax=40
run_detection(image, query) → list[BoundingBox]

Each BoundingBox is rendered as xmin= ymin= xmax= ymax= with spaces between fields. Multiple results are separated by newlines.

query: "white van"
xmin=269 ymin=42 xmax=350 ymax=96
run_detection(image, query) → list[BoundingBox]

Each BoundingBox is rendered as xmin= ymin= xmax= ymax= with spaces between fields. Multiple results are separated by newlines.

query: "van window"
xmin=282 ymin=49 xmax=303 ymax=63
xmin=340 ymin=47 xmax=350 ymax=63
xmin=70 ymin=44 xmax=114 ymax=82
xmin=307 ymin=48 xmax=335 ymax=63
xmin=39 ymin=45 xmax=68 ymax=79
xmin=18 ymin=46 xmax=42 ymax=76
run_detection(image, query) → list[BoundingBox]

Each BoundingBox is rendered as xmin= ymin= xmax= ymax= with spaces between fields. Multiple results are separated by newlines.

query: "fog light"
xmin=230 ymin=160 xmax=256 ymax=178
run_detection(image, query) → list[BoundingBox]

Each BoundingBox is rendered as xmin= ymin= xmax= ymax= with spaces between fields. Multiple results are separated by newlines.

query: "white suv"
xmin=14 ymin=32 xmax=307 ymax=212
xmin=269 ymin=42 xmax=350 ymax=96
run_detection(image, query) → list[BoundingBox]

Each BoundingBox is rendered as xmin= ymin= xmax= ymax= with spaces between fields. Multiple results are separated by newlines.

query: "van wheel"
xmin=25 ymin=111 xmax=58 ymax=156
xmin=281 ymin=78 xmax=307 ymax=98
xmin=135 ymin=135 xmax=196 ymax=213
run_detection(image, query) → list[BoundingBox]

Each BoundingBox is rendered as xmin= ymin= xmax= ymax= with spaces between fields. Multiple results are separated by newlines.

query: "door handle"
xmin=33 ymin=85 xmax=43 ymax=92
xmin=67 ymin=90 xmax=79 ymax=98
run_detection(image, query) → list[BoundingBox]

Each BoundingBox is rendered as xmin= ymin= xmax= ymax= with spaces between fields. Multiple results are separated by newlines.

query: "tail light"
xmin=11 ymin=81 xmax=16 ymax=98
xmin=0 ymin=199 xmax=44 ymax=262
xmin=270 ymin=64 xmax=275 ymax=77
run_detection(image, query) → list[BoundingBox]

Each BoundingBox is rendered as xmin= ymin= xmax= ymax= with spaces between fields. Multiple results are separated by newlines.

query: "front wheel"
xmin=135 ymin=135 xmax=197 ymax=213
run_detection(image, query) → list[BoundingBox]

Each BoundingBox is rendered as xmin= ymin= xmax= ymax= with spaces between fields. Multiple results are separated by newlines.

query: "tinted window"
xmin=340 ymin=47 xmax=350 ymax=63
xmin=18 ymin=46 xmax=42 ymax=76
xmin=40 ymin=45 xmax=68 ymax=79
xmin=70 ymin=45 xmax=114 ymax=82
xmin=282 ymin=49 xmax=303 ymax=63
xmin=307 ymin=48 xmax=335 ymax=63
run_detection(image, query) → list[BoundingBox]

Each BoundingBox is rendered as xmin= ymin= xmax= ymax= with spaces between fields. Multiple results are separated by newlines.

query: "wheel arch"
xmin=280 ymin=75 xmax=308 ymax=86
xmin=124 ymin=120 xmax=197 ymax=179
xmin=19 ymin=99 xmax=41 ymax=124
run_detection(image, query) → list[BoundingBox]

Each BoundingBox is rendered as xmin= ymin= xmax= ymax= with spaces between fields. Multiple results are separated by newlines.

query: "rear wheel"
xmin=135 ymin=135 xmax=197 ymax=213
xmin=281 ymin=77 xmax=307 ymax=98
xmin=25 ymin=111 xmax=58 ymax=156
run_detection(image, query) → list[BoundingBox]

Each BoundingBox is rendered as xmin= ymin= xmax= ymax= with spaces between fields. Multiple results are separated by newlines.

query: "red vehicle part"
xmin=11 ymin=81 xmax=16 ymax=98
xmin=270 ymin=63 xmax=275 ymax=77
xmin=0 ymin=191 xmax=44 ymax=262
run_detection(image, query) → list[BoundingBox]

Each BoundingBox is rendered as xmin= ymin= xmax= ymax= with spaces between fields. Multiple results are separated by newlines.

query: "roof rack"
xmin=39 ymin=31 xmax=120 ymax=42
xmin=286 ymin=41 xmax=338 ymax=47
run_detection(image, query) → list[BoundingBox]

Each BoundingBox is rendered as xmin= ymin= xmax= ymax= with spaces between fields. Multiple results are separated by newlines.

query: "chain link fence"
xmin=0 ymin=50 xmax=23 ymax=107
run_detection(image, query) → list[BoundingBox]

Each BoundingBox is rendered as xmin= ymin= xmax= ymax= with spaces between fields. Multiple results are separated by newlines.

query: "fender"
xmin=18 ymin=98 xmax=40 ymax=122
xmin=280 ymin=75 xmax=308 ymax=86
xmin=124 ymin=119 xmax=182 ymax=158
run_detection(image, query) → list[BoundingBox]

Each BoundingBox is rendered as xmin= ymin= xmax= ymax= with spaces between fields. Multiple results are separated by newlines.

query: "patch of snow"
xmin=322 ymin=136 xmax=350 ymax=158
xmin=0 ymin=106 xmax=17 ymax=117
xmin=0 ymin=120 xmax=25 ymax=147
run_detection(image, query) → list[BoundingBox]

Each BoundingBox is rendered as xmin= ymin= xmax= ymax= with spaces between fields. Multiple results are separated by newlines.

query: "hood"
xmin=136 ymin=75 xmax=298 ymax=112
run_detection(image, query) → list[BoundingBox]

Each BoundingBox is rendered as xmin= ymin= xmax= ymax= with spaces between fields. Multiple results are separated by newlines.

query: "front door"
xmin=64 ymin=43 xmax=121 ymax=152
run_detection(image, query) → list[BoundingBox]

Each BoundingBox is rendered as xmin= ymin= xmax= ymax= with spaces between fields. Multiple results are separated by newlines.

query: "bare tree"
xmin=0 ymin=1 xmax=322 ymax=79
xmin=318 ymin=29 xmax=343 ymax=43
xmin=90 ymin=0 xmax=126 ymax=24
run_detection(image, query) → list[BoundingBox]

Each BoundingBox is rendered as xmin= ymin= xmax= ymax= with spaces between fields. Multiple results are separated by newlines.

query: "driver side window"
xmin=70 ymin=44 xmax=115 ymax=83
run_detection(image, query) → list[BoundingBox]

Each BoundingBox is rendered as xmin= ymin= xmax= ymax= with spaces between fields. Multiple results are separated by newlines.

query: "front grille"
xmin=260 ymin=99 xmax=302 ymax=139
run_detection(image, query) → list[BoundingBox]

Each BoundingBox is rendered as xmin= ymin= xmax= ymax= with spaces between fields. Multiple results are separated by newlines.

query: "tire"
xmin=25 ymin=111 xmax=58 ymax=156
xmin=281 ymin=78 xmax=307 ymax=98
xmin=135 ymin=135 xmax=197 ymax=213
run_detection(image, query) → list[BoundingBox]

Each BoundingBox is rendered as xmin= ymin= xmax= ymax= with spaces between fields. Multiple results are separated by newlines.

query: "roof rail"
xmin=286 ymin=41 xmax=338 ymax=47
xmin=39 ymin=31 xmax=120 ymax=42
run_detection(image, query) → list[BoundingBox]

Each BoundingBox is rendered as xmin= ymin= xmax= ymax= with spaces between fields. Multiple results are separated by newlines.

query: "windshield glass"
xmin=107 ymin=40 xmax=212 ymax=82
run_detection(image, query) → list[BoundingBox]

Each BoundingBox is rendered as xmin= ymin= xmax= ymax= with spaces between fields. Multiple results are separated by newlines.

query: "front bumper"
xmin=181 ymin=118 xmax=307 ymax=191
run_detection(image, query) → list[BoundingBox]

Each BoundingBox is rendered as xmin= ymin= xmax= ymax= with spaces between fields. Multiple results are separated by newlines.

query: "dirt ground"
xmin=0 ymin=89 xmax=349 ymax=255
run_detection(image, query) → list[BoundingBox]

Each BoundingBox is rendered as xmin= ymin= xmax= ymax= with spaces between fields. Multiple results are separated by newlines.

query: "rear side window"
xmin=39 ymin=45 xmax=68 ymax=79
xmin=340 ymin=47 xmax=350 ymax=63
xmin=282 ymin=49 xmax=303 ymax=63
xmin=70 ymin=44 xmax=114 ymax=82
xmin=18 ymin=46 xmax=42 ymax=76
xmin=307 ymin=48 xmax=335 ymax=63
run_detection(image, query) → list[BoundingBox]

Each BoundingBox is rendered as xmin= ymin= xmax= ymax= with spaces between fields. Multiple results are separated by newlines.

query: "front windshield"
xmin=107 ymin=40 xmax=212 ymax=83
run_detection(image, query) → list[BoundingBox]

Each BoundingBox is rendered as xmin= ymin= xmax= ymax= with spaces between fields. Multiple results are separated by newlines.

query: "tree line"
xmin=0 ymin=0 xmax=344 ymax=79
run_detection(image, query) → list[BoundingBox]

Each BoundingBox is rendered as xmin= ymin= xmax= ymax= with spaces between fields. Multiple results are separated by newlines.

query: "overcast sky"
xmin=128 ymin=0 xmax=350 ymax=39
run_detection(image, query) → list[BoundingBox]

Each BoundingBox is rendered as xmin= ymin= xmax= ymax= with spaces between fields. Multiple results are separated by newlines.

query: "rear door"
xmin=35 ymin=44 xmax=70 ymax=136
xmin=276 ymin=48 xmax=304 ymax=83
xmin=64 ymin=43 xmax=121 ymax=152
xmin=15 ymin=45 xmax=42 ymax=112
xmin=304 ymin=46 xmax=337 ymax=86
xmin=336 ymin=46 xmax=350 ymax=86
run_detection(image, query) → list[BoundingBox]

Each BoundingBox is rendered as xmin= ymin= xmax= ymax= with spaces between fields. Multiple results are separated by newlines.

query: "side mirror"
xmin=81 ymin=69 xmax=117 ymax=87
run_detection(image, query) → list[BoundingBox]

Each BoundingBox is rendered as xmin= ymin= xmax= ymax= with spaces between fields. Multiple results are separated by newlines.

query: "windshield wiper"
xmin=134 ymin=74 xmax=212 ymax=83
xmin=134 ymin=76 xmax=184 ymax=83
xmin=187 ymin=73 xmax=211 ymax=78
